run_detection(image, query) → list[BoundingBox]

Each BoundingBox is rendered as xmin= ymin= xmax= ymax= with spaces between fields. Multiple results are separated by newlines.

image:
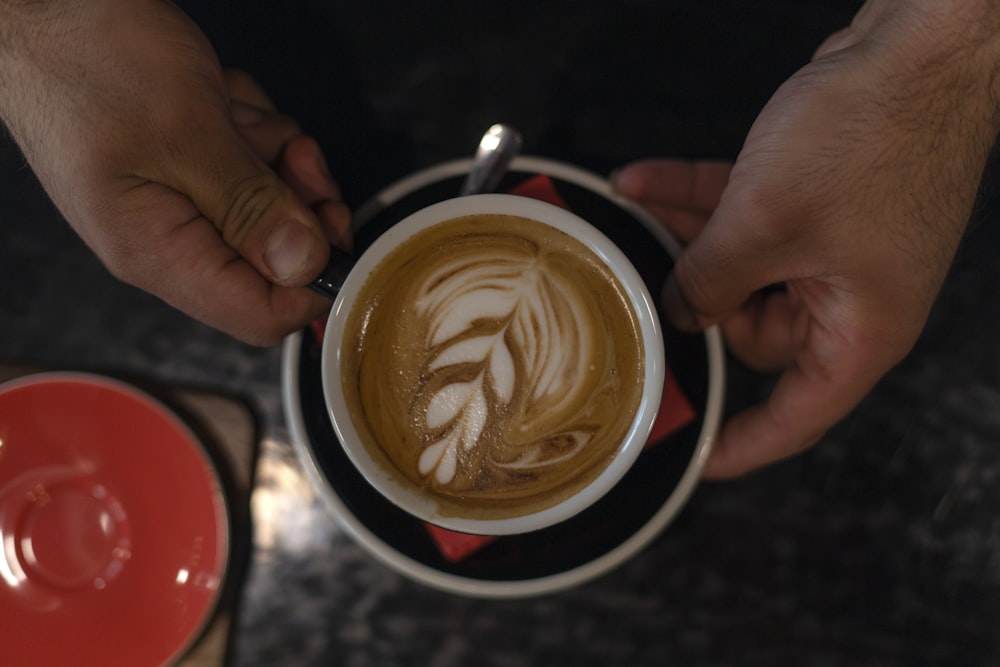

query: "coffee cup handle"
xmin=308 ymin=245 xmax=356 ymax=299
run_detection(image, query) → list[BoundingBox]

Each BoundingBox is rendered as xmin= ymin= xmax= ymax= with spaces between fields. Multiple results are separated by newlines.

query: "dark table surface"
xmin=3 ymin=2 xmax=999 ymax=665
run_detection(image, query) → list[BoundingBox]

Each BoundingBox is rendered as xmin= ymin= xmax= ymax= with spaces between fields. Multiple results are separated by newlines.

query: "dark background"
xmin=3 ymin=1 xmax=1000 ymax=665
xmin=178 ymin=0 xmax=859 ymax=201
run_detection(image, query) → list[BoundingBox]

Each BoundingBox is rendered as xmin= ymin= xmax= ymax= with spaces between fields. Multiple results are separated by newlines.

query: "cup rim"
xmin=320 ymin=193 xmax=665 ymax=535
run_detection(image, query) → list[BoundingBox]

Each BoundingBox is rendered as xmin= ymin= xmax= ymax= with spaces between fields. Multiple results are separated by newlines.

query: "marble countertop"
xmin=3 ymin=2 xmax=999 ymax=664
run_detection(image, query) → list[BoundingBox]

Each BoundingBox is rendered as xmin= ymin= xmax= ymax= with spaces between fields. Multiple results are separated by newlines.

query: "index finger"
xmin=613 ymin=159 xmax=733 ymax=244
xmin=612 ymin=159 xmax=731 ymax=213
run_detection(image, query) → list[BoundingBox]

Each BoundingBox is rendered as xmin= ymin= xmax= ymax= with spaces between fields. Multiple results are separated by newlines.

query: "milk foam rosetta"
xmin=341 ymin=213 xmax=645 ymax=519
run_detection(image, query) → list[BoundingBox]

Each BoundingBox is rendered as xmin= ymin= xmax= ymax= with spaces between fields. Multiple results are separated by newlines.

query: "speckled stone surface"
xmin=2 ymin=2 xmax=999 ymax=665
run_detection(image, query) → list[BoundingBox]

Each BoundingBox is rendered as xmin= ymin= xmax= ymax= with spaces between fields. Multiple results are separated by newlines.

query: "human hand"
xmin=613 ymin=0 xmax=1000 ymax=478
xmin=0 ymin=0 xmax=349 ymax=345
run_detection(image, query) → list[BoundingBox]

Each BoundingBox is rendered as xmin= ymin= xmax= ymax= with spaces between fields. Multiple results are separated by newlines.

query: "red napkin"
xmin=424 ymin=524 xmax=497 ymax=562
xmin=647 ymin=370 xmax=695 ymax=446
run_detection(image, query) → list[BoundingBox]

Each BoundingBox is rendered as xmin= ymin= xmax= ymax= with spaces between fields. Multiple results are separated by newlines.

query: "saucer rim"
xmin=282 ymin=156 xmax=725 ymax=598
xmin=0 ymin=370 xmax=231 ymax=663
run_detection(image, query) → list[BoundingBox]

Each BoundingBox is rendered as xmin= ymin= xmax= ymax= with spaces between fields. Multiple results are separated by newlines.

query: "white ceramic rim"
xmin=283 ymin=155 xmax=725 ymax=598
xmin=320 ymin=193 xmax=664 ymax=535
xmin=0 ymin=370 xmax=231 ymax=664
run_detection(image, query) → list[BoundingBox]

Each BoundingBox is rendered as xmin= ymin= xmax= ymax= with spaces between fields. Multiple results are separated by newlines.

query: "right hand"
xmin=0 ymin=0 xmax=350 ymax=345
xmin=614 ymin=0 xmax=1000 ymax=479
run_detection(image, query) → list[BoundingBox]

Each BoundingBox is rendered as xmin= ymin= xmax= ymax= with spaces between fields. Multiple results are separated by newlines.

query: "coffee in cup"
xmin=323 ymin=195 xmax=663 ymax=534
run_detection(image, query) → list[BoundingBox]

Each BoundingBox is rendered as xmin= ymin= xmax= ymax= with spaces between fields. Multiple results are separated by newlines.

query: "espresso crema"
xmin=340 ymin=213 xmax=645 ymax=519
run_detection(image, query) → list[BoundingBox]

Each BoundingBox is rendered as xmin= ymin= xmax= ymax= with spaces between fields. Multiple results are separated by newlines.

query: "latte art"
xmin=416 ymin=235 xmax=600 ymax=484
xmin=341 ymin=213 xmax=645 ymax=520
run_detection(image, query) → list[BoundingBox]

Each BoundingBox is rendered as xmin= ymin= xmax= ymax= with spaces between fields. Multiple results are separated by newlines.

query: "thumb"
xmin=161 ymin=111 xmax=330 ymax=287
xmin=662 ymin=185 xmax=788 ymax=332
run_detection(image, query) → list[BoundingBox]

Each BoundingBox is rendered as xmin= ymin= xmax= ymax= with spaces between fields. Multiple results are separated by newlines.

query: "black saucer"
xmin=282 ymin=157 xmax=724 ymax=597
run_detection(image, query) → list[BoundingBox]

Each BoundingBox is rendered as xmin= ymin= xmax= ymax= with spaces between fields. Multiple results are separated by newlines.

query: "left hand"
xmin=0 ymin=1 xmax=350 ymax=345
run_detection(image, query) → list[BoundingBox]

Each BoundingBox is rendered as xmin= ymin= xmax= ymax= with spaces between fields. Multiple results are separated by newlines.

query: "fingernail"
xmin=232 ymin=102 xmax=264 ymax=126
xmin=609 ymin=166 xmax=641 ymax=197
xmin=264 ymin=220 xmax=316 ymax=282
xmin=661 ymin=277 xmax=700 ymax=332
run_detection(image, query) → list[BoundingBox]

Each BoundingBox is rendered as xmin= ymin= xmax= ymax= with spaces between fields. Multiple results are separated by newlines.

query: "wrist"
xmin=0 ymin=1 xmax=75 ymax=50
xmin=0 ymin=1 xmax=96 ymax=137
xmin=856 ymin=0 xmax=1000 ymax=128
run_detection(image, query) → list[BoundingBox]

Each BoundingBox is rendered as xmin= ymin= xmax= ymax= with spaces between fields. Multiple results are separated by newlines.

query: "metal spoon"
xmin=458 ymin=123 xmax=523 ymax=196
xmin=310 ymin=123 xmax=523 ymax=299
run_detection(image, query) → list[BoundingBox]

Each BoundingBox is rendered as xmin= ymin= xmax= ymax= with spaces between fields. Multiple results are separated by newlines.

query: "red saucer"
xmin=0 ymin=373 xmax=229 ymax=666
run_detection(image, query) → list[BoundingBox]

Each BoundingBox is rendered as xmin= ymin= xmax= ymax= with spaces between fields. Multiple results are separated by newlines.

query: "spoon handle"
xmin=459 ymin=124 xmax=523 ymax=196
xmin=309 ymin=244 xmax=356 ymax=299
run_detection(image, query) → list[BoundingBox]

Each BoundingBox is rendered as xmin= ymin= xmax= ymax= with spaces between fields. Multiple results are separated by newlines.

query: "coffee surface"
xmin=340 ymin=213 xmax=645 ymax=520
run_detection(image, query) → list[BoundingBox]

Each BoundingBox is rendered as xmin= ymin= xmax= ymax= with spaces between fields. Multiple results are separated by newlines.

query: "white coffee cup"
xmin=319 ymin=194 xmax=664 ymax=535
